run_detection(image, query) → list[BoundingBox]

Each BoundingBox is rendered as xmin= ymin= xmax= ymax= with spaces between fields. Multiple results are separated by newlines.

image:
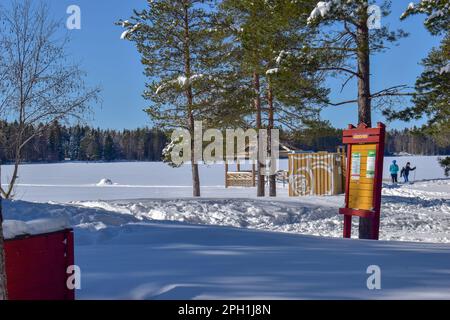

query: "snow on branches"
xmin=401 ymin=0 xmax=450 ymax=35
xmin=308 ymin=0 xmax=341 ymax=24
xmin=155 ymin=74 xmax=206 ymax=95
xmin=119 ymin=20 xmax=142 ymax=40
xmin=307 ymin=0 xmax=371 ymax=24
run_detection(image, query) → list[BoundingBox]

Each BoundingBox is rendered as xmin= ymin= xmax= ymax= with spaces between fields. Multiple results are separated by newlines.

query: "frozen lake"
xmin=1 ymin=156 xmax=447 ymax=202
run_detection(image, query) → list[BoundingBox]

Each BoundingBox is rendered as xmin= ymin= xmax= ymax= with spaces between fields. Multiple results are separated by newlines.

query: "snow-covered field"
xmin=2 ymin=156 xmax=450 ymax=299
xmin=1 ymin=156 xmax=446 ymax=202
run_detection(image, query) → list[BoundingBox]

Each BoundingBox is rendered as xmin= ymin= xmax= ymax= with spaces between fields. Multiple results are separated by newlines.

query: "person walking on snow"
xmin=400 ymin=162 xmax=416 ymax=183
xmin=390 ymin=160 xmax=399 ymax=183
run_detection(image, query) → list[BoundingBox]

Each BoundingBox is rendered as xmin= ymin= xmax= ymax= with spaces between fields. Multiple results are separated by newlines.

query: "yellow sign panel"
xmin=348 ymin=144 xmax=377 ymax=210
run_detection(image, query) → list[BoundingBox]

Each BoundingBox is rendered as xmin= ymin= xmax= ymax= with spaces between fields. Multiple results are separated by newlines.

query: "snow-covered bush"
xmin=162 ymin=137 xmax=184 ymax=168
xmin=438 ymin=157 xmax=450 ymax=177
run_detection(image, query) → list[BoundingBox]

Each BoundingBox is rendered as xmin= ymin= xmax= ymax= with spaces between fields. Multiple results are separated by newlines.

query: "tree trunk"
xmin=356 ymin=7 xmax=373 ymax=239
xmin=183 ymin=1 xmax=200 ymax=197
xmin=1 ymin=132 xmax=23 ymax=199
xmin=254 ymin=72 xmax=265 ymax=197
xmin=189 ymin=110 xmax=201 ymax=197
xmin=0 ymin=164 xmax=8 ymax=300
xmin=3 ymin=157 xmax=20 ymax=199
xmin=267 ymin=82 xmax=276 ymax=197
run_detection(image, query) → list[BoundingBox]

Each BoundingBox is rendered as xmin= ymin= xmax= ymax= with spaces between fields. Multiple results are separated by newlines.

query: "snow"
xmin=275 ymin=50 xmax=289 ymax=65
xmin=3 ymin=199 xmax=450 ymax=299
xmin=177 ymin=76 xmax=188 ymax=87
xmin=308 ymin=0 xmax=339 ymax=24
xmin=383 ymin=155 xmax=446 ymax=181
xmin=3 ymin=218 xmax=70 ymax=240
xmin=266 ymin=68 xmax=279 ymax=75
xmin=63 ymin=177 xmax=449 ymax=243
xmin=120 ymin=23 xmax=141 ymax=40
xmin=1 ymin=156 xmax=445 ymax=202
xmin=97 ymin=178 xmax=114 ymax=186
xmin=1 ymin=156 xmax=450 ymax=299
xmin=74 ymin=223 xmax=450 ymax=299
xmin=439 ymin=62 xmax=450 ymax=74
xmin=155 ymin=74 xmax=204 ymax=94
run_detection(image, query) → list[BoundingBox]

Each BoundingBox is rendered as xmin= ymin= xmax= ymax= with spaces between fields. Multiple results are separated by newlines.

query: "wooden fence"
xmin=288 ymin=151 xmax=345 ymax=196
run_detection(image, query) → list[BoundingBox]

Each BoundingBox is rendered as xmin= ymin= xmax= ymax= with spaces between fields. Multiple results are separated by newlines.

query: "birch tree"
xmin=0 ymin=0 xmax=99 ymax=199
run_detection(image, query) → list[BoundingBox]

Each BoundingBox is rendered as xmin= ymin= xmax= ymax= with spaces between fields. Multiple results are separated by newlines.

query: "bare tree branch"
xmin=0 ymin=1 xmax=100 ymax=199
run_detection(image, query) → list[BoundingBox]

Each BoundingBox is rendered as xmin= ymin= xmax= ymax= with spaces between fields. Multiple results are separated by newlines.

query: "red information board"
xmin=339 ymin=122 xmax=386 ymax=240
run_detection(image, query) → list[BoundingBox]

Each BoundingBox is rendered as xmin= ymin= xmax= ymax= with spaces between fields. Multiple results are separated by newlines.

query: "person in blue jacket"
xmin=389 ymin=160 xmax=399 ymax=183
xmin=400 ymin=162 xmax=416 ymax=183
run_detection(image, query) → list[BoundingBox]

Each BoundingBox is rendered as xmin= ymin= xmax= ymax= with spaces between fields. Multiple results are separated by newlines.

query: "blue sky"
xmin=40 ymin=0 xmax=441 ymax=130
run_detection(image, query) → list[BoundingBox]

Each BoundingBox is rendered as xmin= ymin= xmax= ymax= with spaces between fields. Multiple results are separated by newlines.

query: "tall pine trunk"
xmin=267 ymin=82 xmax=276 ymax=197
xmin=0 ymin=164 xmax=8 ymax=300
xmin=356 ymin=7 xmax=373 ymax=239
xmin=254 ymin=72 xmax=265 ymax=197
xmin=183 ymin=1 xmax=200 ymax=197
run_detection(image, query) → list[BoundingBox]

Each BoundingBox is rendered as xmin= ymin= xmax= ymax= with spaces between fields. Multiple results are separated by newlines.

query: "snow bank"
xmin=4 ymin=178 xmax=447 ymax=243
xmin=3 ymin=218 xmax=70 ymax=240
xmin=97 ymin=178 xmax=114 ymax=186
xmin=2 ymin=186 xmax=450 ymax=299
xmin=70 ymin=178 xmax=450 ymax=243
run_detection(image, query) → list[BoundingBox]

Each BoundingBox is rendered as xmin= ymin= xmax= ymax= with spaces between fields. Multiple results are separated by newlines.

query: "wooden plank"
xmin=350 ymin=183 xmax=374 ymax=191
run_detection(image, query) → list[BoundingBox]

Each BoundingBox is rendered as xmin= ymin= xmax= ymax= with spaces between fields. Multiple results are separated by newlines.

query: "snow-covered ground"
xmin=1 ymin=156 xmax=445 ymax=202
xmin=4 ymin=199 xmax=450 ymax=299
xmin=2 ymin=156 xmax=448 ymax=242
xmin=2 ymin=156 xmax=450 ymax=299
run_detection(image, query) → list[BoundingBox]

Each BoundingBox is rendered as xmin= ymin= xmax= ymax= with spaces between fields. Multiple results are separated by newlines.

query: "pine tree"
xmin=47 ymin=122 xmax=64 ymax=162
xmin=118 ymin=0 xmax=233 ymax=197
xmin=221 ymin=0 xmax=329 ymax=197
xmin=307 ymin=0 xmax=410 ymax=239
xmin=103 ymin=134 xmax=116 ymax=161
xmin=385 ymin=1 xmax=449 ymax=148
xmin=260 ymin=1 xmax=330 ymax=196
xmin=68 ymin=126 xmax=81 ymax=160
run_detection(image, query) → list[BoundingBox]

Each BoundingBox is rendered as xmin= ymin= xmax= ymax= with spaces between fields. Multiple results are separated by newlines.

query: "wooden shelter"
xmin=225 ymin=142 xmax=293 ymax=188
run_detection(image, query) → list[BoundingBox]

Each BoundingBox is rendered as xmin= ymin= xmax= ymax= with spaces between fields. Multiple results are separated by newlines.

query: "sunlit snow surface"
xmin=2 ymin=156 xmax=450 ymax=299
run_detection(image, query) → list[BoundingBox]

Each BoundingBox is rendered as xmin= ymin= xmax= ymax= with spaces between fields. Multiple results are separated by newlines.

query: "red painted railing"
xmin=4 ymin=229 xmax=75 ymax=300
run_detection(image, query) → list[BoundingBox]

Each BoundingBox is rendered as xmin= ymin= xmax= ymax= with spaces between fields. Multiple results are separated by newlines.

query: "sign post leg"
xmin=343 ymin=215 xmax=352 ymax=238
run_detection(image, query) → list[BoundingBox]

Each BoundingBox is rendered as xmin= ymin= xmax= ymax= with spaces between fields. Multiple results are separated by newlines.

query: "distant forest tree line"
xmin=0 ymin=121 xmax=167 ymax=163
xmin=0 ymin=121 xmax=448 ymax=163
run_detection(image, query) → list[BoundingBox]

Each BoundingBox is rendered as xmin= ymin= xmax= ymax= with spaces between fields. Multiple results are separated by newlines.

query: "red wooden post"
xmin=343 ymin=141 xmax=353 ymax=238
xmin=371 ymin=122 xmax=386 ymax=240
